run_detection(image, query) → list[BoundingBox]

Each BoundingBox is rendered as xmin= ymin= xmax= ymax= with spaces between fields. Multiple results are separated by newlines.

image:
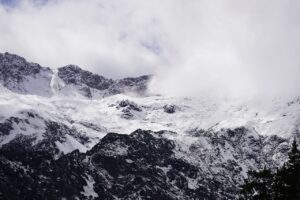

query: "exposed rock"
xmin=0 ymin=52 xmax=151 ymax=98
xmin=109 ymin=75 xmax=151 ymax=95
xmin=57 ymin=65 xmax=151 ymax=98
xmin=0 ymin=112 xmax=89 ymax=158
xmin=0 ymin=128 xmax=292 ymax=199
xmin=163 ymin=104 xmax=176 ymax=113
xmin=0 ymin=52 xmax=53 ymax=96
xmin=0 ymin=129 xmax=218 ymax=200
xmin=118 ymin=100 xmax=142 ymax=111
xmin=117 ymin=100 xmax=143 ymax=119
xmin=58 ymin=65 xmax=114 ymax=91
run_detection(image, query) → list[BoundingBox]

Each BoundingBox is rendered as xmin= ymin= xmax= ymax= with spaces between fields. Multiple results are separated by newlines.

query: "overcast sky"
xmin=0 ymin=0 xmax=300 ymax=100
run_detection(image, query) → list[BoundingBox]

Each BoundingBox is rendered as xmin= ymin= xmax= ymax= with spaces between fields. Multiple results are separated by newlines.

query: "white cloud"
xmin=1 ymin=0 xmax=300 ymax=100
xmin=0 ymin=0 xmax=166 ymax=78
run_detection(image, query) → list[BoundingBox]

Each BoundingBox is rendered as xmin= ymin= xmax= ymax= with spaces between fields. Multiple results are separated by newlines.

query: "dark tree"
xmin=281 ymin=140 xmax=300 ymax=199
xmin=240 ymin=139 xmax=300 ymax=200
xmin=240 ymin=168 xmax=274 ymax=200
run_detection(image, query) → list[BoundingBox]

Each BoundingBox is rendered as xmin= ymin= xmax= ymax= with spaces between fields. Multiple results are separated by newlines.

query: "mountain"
xmin=0 ymin=52 xmax=300 ymax=199
xmin=57 ymin=64 xmax=150 ymax=98
xmin=0 ymin=52 xmax=150 ymax=98
xmin=0 ymin=52 xmax=53 ymax=96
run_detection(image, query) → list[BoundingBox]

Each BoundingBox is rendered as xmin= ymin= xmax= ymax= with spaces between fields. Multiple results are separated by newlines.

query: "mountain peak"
xmin=0 ymin=52 xmax=151 ymax=98
xmin=58 ymin=64 xmax=113 ymax=91
xmin=0 ymin=52 xmax=53 ymax=96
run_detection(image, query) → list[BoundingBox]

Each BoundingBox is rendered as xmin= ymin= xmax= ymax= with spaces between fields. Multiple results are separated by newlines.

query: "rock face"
xmin=109 ymin=75 xmax=151 ymax=95
xmin=0 ymin=52 xmax=151 ymax=98
xmin=0 ymin=111 xmax=89 ymax=158
xmin=164 ymin=104 xmax=177 ymax=113
xmin=0 ymin=128 xmax=291 ymax=200
xmin=117 ymin=100 xmax=143 ymax=119
xmin=57 ymin=65 xmax=151 ymax=98
xmin=58 ymin=65 xmax=114 ymax=91
xmin=0 ymin=52 xmax=53 ymax=96
xmin=0 ymin=130 xmax=190 ymax=200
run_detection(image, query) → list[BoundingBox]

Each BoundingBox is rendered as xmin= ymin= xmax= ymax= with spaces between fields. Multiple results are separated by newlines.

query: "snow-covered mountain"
xmin=0 ymin=52 xmax=300 ymax=199
xmin=0 ymin=52 xmax=150 ymax=98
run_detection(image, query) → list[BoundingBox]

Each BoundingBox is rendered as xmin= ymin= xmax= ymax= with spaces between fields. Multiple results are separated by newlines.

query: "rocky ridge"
xmin=0 ymin=52 xmax=151 ymax=98
xmin=0 ymin=52 xmax=300 ymax=199
xmin=0 ymin=129 xmax=291 ymax=200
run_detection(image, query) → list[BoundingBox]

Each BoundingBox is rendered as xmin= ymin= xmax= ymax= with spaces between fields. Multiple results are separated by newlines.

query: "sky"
xmin=0 ymin=0 xmax=300 ymax=100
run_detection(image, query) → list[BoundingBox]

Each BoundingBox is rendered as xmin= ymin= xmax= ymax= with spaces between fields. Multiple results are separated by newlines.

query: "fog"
xmin=1 ymin=0 xmax=300 ymax=100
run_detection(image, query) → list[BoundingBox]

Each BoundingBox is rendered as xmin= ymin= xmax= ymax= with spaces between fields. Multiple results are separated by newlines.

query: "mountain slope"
xmin=0 ymin=52 xmax=300 ymax=199
xmin=0 ymin=129 xmax=290 ymax=200
xmin=0 ymin=52 xmax=53 ymax=96
xmin=0 ymin=52 xmax=151 ymax=98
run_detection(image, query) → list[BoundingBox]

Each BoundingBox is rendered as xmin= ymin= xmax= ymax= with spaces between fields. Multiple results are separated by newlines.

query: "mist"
xmin=1 ymin=0 xmax=300 ymax=100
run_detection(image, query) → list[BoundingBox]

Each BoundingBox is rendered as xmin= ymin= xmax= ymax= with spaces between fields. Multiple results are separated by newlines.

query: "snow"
xmin=82 ymin=175 xmax=98 ymax=199
xmin=156 ymin=165 xmax=171 ymax=175
xmin=0 ymin=109 xmax=47 ymax=146
xmin=126 ymin=159 xmax=134 ymax=163
xmin=187 ymin=177 xmax=198 ymax=190
xmin=1 ymin=79 xmax=300 ymax=154
xmin=102 ymin=141 xmax=129 ymax=157
xmin=55 ymin=135 xmax=88 ymax=154
xmin=22 ymin=69 xmax=53 ymax=97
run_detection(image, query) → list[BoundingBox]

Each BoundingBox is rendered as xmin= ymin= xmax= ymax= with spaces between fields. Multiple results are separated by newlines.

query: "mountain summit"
xmin=0 ymin=52 xmax=151 ymax=98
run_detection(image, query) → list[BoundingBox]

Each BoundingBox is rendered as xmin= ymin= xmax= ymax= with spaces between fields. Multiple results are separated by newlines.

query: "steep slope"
xmin=0 ymin=52 xmax=151 ymax=99
xmin=1 ymin=52 xmax=300 ymax=199
xmin=0 ymin=52 xmax=53 ymax=97
xmin=0 ymin=129 xmax=291 ymax=200
xmin=57 ymin=65 xmax=150 ymax=98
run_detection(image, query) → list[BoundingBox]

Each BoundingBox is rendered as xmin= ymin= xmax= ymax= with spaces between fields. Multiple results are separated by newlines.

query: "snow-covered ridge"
xmin=1 ymin=52 xmax=300 ymax=152
xmin=1 ymin=52 xmax=300 ymax=153
xmin=0 ymin=52 xmax=53 ymax=97
xmin=1 ymin=52 xmax=300 ymax=199
xmin=0 ymin=52 xmax=151 ymax=98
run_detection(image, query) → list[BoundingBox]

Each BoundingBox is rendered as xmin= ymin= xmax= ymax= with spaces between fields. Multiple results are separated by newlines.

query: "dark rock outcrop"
xmin=58 ymin=65 xmax=114 ymax=91
xmin=57 ymin=65 xmax=151 ymax=98
xmin=163 ymin=104 xmax=176 ymax=114
xmin=117 ymin=100 xmax=143 ymax=119
xmin=0 ymin=129 xmax=217 ymax=200
xmin=0 ymin=52 xmax=53 ymax=96
xmin=0 ymin=128 xmax=291 ymax=199
xmin=0 ymin=52 xmax=151 ymax=98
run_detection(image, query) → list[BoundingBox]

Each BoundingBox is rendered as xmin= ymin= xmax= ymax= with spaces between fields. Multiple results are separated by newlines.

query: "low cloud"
xmin=1 ymin=0 xmax=300 ymax=100
xmin=0 ymin=0 xmax=166 ymax=78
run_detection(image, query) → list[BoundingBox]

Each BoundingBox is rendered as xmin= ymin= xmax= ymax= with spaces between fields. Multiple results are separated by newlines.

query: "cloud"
xmin=1 ymin=0 xmax=300 ymax=100
xmin=0 ymin=0 xmax=166 ymax=78
xmin=149 ymin=0 xmax=300 ymax=100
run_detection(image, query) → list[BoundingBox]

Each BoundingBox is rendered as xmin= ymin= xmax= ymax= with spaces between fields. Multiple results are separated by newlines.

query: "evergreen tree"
xmin=240 ymin=168 xmax=274 ymax=200
xmin=273 ymin=165 xmax=290 ymax=200
xmin=240 ymin=139 xmax=300 ymax=200
xmin=282 ymin=139 xmax=300 ymax=199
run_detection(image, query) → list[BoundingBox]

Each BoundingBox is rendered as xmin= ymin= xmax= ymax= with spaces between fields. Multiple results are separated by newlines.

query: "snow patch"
xmin=82 ymin=175 xmax=98 ymax=199
xmin=55 ymin=135 xmax=87 ymax=154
